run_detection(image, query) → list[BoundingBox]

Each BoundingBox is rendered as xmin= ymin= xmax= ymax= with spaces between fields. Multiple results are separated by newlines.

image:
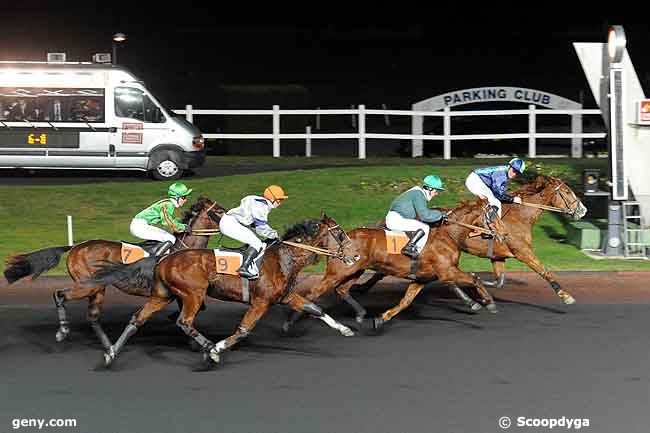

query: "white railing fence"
xmin=173 ymin=105 xmax=606 ymax=159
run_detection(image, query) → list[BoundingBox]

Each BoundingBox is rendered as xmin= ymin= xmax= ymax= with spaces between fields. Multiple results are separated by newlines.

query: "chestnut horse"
xmin=284 ymin=199 xmax=508 ymax=334
xmin=3 ymin=197 xmax=224 ymax=349
xmin=86 ymin=214 xmax=356 ymax=368
xmin=349 ymin=175 xmax=587 ymax=305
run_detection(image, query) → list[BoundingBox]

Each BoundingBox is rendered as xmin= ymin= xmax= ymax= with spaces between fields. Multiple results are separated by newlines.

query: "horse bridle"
xmin=551 ymin=181 xmax=580 ymax=216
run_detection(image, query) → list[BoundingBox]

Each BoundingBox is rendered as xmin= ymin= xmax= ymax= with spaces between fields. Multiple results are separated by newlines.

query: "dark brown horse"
xmin=349 ymin=175 xmax=587 ymax=305
xmin=3 ymin=197 xmax=224 ymax=349
xmin=86 ymin=214 xmax=356 ymax=368
xmin=284 ymin=199 xmax=509 ymax=334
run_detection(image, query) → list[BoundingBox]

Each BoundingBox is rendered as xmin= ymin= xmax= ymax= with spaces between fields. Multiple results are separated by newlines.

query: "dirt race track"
xmin=1 ymin=271 xmax=650 ymax=433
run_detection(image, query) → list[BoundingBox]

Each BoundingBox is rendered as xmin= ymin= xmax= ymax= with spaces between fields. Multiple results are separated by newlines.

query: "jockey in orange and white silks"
xmin=465 ymin=158 xmax=525 ymax=217
xmin=130 ymin=182 xmax=192 ymax=255
xmin=219 ymin=185 xmax=288 ymax=279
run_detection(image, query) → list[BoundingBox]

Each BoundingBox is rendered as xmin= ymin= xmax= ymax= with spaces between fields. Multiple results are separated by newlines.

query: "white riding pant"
xmin=130 ymin=218 xmax=176 ymax=244
xmin=465 ymin=172 xmax=502 ymax=217
xmin=385 ymin=211 xmax=429 ymax=252
xmin=219 ymin=214 xmax=264 ymax=251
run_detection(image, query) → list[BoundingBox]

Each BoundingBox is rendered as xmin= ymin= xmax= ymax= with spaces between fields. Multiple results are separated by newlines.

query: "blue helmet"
xmin=508 ymin=158 xmax=525 ymax=174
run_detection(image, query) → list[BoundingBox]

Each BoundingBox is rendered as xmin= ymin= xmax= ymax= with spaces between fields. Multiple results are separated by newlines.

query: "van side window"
xmin=0 ymin=88 xmax=104 ymax=122
xmin=115 ymin=87 xmax=164 ymax=123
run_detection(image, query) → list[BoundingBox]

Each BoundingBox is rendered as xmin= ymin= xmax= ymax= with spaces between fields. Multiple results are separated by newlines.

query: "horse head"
xmin=182 ymin=196 xmax=226 ymax=231
xmin=537 ymin=176 xmax=588 ymax=220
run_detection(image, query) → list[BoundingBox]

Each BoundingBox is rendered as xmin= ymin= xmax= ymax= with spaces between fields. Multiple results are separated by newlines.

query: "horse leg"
xmin=513 ymin=248 xmax=576 ymax=304
xmin=350 ymin=271 xmax=386 ymax=295
xmin=336 ymin=271 xmax=369 ymax=323
xmin=482 ymin=259 xmax=506 ymax=289
xmin=283 ymin=292 xmax=354 ymax=337
xmin=281 ymin=273 xmax=356 ymax=334
xmin=448 ymin=283 xmax=483 ymax=313
xmin=103 ymin=297 xmax=171 ymax=367
xmin=87 ymin=290 xmax=111 ymax=350
xmin=53 ymin=283 xmax=101 ymax=343
xmin=445 ymin=269 xmax=498 ymax=313
xmin=173 ymin=293 xmax=217 ymax=364
xmin=373 ymin=282 xmax=426 ymax=330
xmin=208 ymin=301 xmax=271 ymax=362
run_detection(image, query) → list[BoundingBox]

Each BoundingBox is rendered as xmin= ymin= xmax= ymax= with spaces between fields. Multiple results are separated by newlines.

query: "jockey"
xmin=465 ymin=157 xmax=525 ymax=218
xmin=219 ymin=185 xmax=288 ymax=279
xmin=130 ymin=182 xmax=192 ymax=256
xmin=385 ymin=175 xmax=447 ymax=258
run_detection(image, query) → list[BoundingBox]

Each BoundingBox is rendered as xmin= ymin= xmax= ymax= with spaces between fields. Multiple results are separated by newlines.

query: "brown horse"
xmin=3 ymin=197 xmax=224 ymax=349
xmin=350 ymin=175 xmax=587 ymax=305
xmin=86 ymin=214 xmax=356 ymax=368
xmin=284 ymin=199 xmax=508 ymax=334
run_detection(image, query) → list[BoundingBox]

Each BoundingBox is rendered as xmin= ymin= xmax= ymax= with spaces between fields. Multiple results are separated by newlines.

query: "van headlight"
xmin=192 ymin=135 xmax=205 ymax=149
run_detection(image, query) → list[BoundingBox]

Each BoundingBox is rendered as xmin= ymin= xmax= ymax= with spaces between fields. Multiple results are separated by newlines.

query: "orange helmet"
xmin=263 ymin=185 xmax=288 ymax=202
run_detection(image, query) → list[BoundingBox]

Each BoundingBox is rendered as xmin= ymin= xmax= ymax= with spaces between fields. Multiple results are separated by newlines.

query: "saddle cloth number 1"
xmin=213 ymin=250 xmax=243 ymax=276
xmin=385 ymin=231 xmax=409 ymax=254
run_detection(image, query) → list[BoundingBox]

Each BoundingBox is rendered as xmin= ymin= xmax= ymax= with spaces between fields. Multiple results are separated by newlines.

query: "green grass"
xmin=1 ymin=157 xmax=648 ymax=275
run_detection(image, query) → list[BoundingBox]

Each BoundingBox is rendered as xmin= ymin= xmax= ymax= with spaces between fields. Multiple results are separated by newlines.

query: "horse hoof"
xmin=360 ymin=318 xmax=383 ymax=335
xmin=469 ymin=302 xmax=483 ymax=313
xmin=203 ymin=348 xmax=221 ymax=366
xmin=557 ymin=290 xmax=576 ymax=305
xmin=486 ymin=303 xmax=498 ymax=313
xmin=340 ymin=326 xmax=355 ymax=337
xmin=55 ymin=327 xmax=70 ymax=343
xmin=103 ymin=349 xmax=115 ymax=368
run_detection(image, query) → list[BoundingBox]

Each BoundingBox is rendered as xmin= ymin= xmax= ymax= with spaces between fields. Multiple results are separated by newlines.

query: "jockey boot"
xmin=401 ymin=229 xmax=425 ymax=258
xmin=154 ymin=241 xmax=173 ymax=256
xmin=238 ymin=246 xmax=260 ymax=279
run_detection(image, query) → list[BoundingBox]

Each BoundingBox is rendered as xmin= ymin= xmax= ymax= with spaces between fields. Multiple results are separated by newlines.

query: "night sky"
xmin=2 ymin=2 xmax=648 ymax=110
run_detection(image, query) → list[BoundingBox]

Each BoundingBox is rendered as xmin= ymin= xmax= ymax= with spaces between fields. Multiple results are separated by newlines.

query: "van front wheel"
xmin=150 ymin=157 xmax=183 ymax=181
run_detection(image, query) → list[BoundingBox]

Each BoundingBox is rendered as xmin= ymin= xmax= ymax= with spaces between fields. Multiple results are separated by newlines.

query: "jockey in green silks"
xmin=385 ymin=175 xmax=447 ymax=258
xmin=130 ymin=182 xmax=193 ymax=256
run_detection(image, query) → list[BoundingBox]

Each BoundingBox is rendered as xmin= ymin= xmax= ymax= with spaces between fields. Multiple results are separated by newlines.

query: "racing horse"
xmin=3 ymin=196 xmax=225 ymax=349
xmin=283 ymin=199 xmax=509 ymax=334
xmin=348 ymin=175 xmax=587 ymax=305
xmin=86 ymin=214 xmax=357 ymax=368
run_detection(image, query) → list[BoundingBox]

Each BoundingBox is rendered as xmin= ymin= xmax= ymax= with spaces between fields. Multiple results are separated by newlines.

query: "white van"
xmin=0 ymin=57 xmax=205 ymax=180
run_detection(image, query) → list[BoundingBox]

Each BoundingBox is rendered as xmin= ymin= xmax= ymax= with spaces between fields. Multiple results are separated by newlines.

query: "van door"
xmin=112 ymin=86 xmax=167 ymax=169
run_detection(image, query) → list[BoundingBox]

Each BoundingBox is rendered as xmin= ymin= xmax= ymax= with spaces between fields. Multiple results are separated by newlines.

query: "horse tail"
xmin=86 ymin=256 xmax=158 ymax=291
xmin=4 ymin=245 xmax=73 ymax=284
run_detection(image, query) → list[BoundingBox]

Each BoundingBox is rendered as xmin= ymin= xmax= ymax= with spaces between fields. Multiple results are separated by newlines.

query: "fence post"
xmin=571 ymin=106 xmax=583 ymax=158
xmin=305 ymin=126 xmax=312 ymax=157
xmin=358 ymin=104 xmax=366 ymax=159
xmin=412 ymin=105 xmax=423 ymax=157
xmin=382 ymin=103 xmax=390 ymax=126
xmin=185 ymin=104 xmax=193 ymax=123
xmin=316 ymin=107 xmax=321 ymax=130
xmin=528 ymin=104 xmax=536 ymax=158
xmin=443 ymin=107 xmax=451 ymax=160
xmin=273 ymin=105 xmax=280 ymax=157
xmin=67 ymin=215 xmax=73 ymax=246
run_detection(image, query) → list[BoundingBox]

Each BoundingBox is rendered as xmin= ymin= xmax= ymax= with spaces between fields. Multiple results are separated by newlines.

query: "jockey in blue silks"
xmin=464 ymin=158 xmax=525 ymax=218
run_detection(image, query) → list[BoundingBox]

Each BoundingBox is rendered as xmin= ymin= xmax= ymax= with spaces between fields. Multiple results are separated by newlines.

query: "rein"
xmin=519 ymin=202 xmax=571 ymax=214
xmin=281 ymin=240 xmax=342 ymax=258
xmin=448 ymin=220 xmax=493 ymax=235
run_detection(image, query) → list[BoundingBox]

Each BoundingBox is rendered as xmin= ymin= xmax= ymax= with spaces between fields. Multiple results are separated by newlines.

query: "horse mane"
xmin=181 ymin=196 xmax=223 ymax=224
xmin=512 ymin=175 xmax=558 ymax=197
xmin=281 ymin=219 xmax=320 ymax=241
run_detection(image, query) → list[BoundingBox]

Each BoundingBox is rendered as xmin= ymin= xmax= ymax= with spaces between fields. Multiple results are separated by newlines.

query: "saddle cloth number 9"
xmin=385 ymin=230 xmax=409 ymax=254
xmin=213 ymin=250 xmax=243 ymax=276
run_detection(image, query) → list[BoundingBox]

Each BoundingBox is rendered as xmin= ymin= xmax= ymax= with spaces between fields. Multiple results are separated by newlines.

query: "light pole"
xmin=112 ymin=32 xmax=127 ymax=65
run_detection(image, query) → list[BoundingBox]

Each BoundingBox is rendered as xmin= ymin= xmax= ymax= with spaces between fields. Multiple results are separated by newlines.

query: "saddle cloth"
xmin=384 ymin=229 xmax=409 ymax=255
xmin=121 ymin=242 xmax=151 ymax=264
xmin=213 ymin=249 xmax=243 ymax=276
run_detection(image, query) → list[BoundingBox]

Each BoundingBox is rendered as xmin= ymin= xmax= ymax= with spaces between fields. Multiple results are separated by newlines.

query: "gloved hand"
xmin=513 ymin=196 xmax=522 ymax=204
xmin=440 ymin=212 xmax=449 ymax=224
xmin=265 ymin=238 xmax=280 ymax=247
xmin=183 ymin=225 xmax=193 ymax=234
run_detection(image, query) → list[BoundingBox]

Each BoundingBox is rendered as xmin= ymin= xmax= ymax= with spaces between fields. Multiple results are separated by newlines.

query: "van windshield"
xmin=114 ymin=87 xmax=165 ymax=123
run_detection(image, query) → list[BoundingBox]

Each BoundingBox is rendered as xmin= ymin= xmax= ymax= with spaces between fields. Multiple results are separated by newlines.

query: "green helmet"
xmin=423 ymin=175 xmax=445 ymax=191
xmin=168 ymin=182 xmax=193 ymax=198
